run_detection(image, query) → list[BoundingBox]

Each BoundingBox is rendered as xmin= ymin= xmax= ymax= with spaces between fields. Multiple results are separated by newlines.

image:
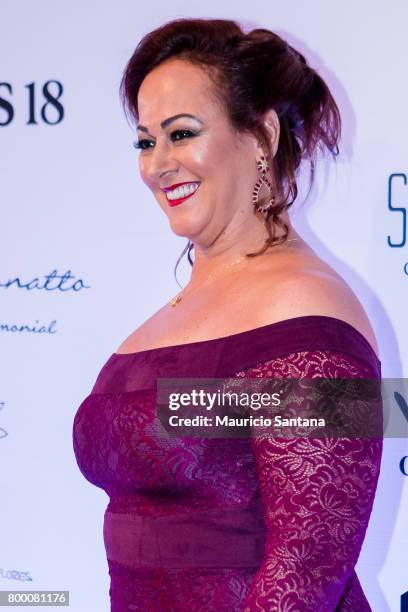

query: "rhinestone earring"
xmin=252 ymin=155 xmax=275 ymax=215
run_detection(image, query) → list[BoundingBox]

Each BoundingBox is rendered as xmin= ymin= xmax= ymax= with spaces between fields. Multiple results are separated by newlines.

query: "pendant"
xmin=171 ymin=294 xmax=182 ymax=307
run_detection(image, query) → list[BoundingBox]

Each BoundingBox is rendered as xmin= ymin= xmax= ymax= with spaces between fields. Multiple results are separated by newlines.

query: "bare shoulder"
xmin=114 ymin=303 xmax=174 ymax=354
xmin=255 ymin=252 xmax=379 ymax=357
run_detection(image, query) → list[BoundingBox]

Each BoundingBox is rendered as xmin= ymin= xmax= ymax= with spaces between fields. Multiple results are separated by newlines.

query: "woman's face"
xmin=136 ymin=58 xmax=261 ymax=248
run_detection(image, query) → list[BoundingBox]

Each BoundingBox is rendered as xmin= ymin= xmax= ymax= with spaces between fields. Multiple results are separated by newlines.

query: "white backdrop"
xmin=1 ymin=1 xmax=408 ymax=610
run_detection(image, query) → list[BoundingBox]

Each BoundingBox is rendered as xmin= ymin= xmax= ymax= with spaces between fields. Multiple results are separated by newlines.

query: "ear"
xmin=255 ymin=108 xmax=280 ymax=160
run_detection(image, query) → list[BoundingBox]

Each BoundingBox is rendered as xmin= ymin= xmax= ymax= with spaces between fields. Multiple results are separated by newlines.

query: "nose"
xmin=144 ymin=141 xmax=178 ymax=184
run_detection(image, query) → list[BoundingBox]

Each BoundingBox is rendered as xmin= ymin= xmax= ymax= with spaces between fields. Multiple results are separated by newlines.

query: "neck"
xmin=188 ymin=211 xmax=300 ymax=286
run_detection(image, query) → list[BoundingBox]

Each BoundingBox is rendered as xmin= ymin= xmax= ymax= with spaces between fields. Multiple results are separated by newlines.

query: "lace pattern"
xmin=234 ymin=351 xmax=382 ymax=611
xmin=73 ymin=348 xmax=382 ymax=611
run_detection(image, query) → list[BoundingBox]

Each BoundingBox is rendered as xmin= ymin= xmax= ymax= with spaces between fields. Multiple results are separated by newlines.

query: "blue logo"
xmin=388 ymin=173 xmax=407 ymax=248
xmin=0 ymin=320 xmax=57 ymax=335
xmin=0 ymin=270 xmax=90 ymax=292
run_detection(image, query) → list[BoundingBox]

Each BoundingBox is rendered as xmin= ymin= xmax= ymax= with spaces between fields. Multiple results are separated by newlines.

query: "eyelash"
xmin=133 ymin=129 xmax=198 ymax=150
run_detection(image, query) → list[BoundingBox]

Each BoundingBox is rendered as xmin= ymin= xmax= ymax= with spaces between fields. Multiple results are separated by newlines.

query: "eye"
xmin=170 ymin=129 xmax=196 ymax=141
xmin=133 ymin=139 xmax=154 ymax=151
xmin=133 ymin=129 xmax=198 ymax=151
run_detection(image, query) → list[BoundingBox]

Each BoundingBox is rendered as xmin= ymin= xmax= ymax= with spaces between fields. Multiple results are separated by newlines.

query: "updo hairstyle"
xmin=121 ymin=18 xmax=341 ymax=262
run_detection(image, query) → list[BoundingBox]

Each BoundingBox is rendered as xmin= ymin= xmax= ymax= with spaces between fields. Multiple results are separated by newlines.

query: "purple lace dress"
xmin=72 ymin=315 xmax=382 ymax=611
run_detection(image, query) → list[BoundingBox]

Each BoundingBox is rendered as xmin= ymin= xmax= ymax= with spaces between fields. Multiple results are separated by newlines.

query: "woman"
xmin=73 ymin=18 xmax=382 ymax=611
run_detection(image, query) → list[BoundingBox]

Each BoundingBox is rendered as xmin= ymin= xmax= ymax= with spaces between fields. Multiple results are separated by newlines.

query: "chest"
xmin=73 ymin=389 xmax=258 ymax=505
xmin=130 ymin=278 xmax=270 ymax=350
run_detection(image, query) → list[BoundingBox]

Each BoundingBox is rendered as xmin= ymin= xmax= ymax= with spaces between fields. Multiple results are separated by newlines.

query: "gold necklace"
xmin=170 ymin=237 xmax=299 ymax=308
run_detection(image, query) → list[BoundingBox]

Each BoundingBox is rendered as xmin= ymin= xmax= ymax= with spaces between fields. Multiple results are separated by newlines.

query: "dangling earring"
xmin=252 ymin=155 xmax=275 ymax=215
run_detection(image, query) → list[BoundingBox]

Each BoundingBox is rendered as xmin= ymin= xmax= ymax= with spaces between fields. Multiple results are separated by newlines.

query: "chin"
xmin=168 ymin=222 xmax=197 ymax=240
xmin=167 ymin=212 xmax=207 ymax=241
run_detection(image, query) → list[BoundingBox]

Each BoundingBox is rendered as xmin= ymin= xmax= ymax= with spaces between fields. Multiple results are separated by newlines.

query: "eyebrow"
xmin=137 ymin=113 xmax=204 ymax=133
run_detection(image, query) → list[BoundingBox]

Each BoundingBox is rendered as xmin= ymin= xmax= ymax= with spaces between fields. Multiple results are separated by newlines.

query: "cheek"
xmin=138 ymin=158 xmax=150 ymax=186
xmin=196 ymin=132 xmax=241 ymax=176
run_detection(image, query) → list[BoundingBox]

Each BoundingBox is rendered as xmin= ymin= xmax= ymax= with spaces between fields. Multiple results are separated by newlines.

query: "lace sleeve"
xmin=234 ymin=350 xmax=382 ymax=612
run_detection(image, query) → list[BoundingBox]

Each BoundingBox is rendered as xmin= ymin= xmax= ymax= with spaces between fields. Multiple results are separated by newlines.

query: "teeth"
xmin=166 ymin=183 xmax=199 ymax=200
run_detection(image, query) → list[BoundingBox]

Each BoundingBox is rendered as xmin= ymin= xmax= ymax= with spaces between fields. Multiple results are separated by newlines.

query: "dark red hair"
xmin=121 ymin=18 xmax=341 ymax=261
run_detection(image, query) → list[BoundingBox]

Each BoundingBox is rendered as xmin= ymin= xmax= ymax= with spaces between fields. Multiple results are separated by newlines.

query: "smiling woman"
xmin=72 ymin=17 xmax=383 ymax=612
xmin=133 ymin=56 xmax=277 ymax=250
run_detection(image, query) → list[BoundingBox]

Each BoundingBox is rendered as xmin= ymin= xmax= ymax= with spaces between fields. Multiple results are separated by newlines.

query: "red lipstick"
xmin=162 ymin=182 xmax=200 ymax=207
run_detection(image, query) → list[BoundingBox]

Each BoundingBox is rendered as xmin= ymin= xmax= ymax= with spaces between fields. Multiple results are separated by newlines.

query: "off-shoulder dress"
xmin=72 ymin=315 xmax=382 ymax=611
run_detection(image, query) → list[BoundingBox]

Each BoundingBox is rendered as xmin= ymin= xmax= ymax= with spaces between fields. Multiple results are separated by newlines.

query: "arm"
xmin=237 ymin=350 xmax=382 ymax=612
